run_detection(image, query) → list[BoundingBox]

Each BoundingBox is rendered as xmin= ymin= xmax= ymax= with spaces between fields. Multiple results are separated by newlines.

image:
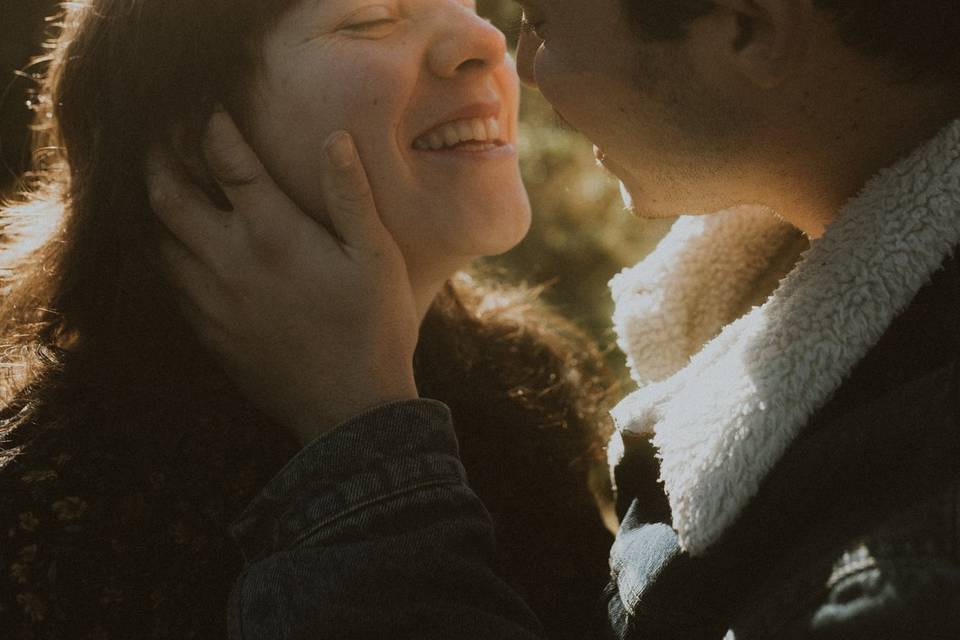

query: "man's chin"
xmin=618 ymin=180 xmax=685 ymax=220
xmin=618 ymin=178 xmax=737 ymax=220
xmin=620 ymin=180 xmax=663 ymax=219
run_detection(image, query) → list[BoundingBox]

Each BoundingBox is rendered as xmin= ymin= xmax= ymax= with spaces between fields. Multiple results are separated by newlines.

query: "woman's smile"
xmin=241 ymin=0 xmax=530 ymax=289
xmin=413 ymin=125 xmax=515 ymax=160
xmin=412 ymin=101 xmax=505 ymax=149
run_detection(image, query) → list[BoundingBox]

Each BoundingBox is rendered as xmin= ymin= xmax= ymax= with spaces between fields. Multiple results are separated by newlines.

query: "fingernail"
xmin=325 ymin=132 xmax=355 ymax=169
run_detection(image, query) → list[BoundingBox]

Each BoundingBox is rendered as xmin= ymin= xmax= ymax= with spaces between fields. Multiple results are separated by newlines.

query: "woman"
xmin=0 ymin=1 xmax=615 ymax=638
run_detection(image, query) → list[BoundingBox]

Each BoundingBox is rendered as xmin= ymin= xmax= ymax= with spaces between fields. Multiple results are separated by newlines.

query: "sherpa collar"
xmin=609 ymin=119 xmax=960 ymax=557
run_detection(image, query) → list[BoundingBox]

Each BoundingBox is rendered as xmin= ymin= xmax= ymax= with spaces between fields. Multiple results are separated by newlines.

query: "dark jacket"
xmin=604 ymin=117 xmax=960 ymax=640
xmin=223 ymin=249 xmax=960 ymax=640
xmin=609 ymin=251 xmax=960 ymax=639
xmin=0 ymin=348 xmax=611 ymax=639
xmin=226 ymin=121 xmax=960 ymax=639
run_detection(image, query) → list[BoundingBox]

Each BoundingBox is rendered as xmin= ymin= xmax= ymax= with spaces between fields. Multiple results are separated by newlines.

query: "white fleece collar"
xmin=609 ymin=119 xmax=960 ymax=557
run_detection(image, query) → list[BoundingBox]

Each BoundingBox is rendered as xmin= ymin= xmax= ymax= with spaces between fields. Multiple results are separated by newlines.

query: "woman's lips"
xmin=414 ymin=142 xmax=517 ymax=161
xmin=412 ymin=116 xmax=503 ymax=151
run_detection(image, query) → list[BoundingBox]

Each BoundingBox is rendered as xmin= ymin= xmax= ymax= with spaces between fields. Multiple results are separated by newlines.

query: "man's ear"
xmin=708 ymin=0 xmax=814 ymax=88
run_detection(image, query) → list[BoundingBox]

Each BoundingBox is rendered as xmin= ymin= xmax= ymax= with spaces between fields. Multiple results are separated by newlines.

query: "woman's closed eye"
xmin=339 ymin=5 xmax=401 ymax=37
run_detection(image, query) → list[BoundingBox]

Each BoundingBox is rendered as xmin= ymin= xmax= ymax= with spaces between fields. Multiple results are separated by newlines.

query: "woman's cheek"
xmin=333 ymin=59 xmax=414 ymax=153
xmin=499 ymin=57 xmax=522 ymax=109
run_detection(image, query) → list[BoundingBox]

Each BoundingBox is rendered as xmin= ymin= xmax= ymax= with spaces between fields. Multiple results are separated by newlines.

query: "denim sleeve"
xmin=227 ymin=399 xmax=544 ymax=640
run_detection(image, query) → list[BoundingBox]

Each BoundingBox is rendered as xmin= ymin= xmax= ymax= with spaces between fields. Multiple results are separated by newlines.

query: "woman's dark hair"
xmin=0 ymin=2 xmax=614 ymax=637
xmin=623 ymin=0 xmax=960 ymax=81
xmin=0 ymin=0 xmax=304 ymax=402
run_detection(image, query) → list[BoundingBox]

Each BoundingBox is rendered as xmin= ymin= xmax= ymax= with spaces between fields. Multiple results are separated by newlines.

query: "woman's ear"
xmin=707 ymin=0 xmax=815 ymax=89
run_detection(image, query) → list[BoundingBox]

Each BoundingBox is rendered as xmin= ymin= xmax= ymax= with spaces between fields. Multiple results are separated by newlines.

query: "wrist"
xmin=288 ymin=377 xmax=419 ymax=447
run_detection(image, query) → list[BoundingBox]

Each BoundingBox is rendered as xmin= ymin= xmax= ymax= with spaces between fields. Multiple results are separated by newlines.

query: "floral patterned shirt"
xmin=0 ymin=396 xmax=298 ymax=639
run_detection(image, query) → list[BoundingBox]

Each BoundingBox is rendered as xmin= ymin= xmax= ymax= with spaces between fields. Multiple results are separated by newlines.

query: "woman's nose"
xmin=428 ymin=9 xmax=508 ymax=79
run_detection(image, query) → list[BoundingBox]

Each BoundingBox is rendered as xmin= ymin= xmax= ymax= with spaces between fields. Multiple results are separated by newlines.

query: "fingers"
xmin=200 ymin=109 xmax=388 ymax=254
xmin=157 ymin=228 xmax=232 ymax=339
xmin=201 ymin=109 xmax=266 ymax=187
xmin=180 ymin=110 xmax=389 ymax=262
xmin=201 ymin=109 xmax=295 ymax=220
xmin=157 ymin=227 xmax=223 ymax=308
xmin=320 ymin=132 xmax=389 ymax=252
xmin=146 ymin=145 xmax=230 ymax=266
xmin=200 ymin=109 xmax=341 ymax=254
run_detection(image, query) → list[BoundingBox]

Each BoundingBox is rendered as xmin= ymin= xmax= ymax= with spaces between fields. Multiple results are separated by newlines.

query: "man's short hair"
xmin=623 ymin=0 xmax=960 ymax=81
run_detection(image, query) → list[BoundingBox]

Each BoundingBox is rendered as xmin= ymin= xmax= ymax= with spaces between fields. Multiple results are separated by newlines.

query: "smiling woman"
xmin=236 ymin=0 xmax=531 ymax=295
xmin=0 ymin=1 xmax=614 ymax=638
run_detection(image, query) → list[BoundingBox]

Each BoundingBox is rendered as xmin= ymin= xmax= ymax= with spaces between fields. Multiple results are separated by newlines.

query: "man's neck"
xmin=778 ymin=80 xmax=960 ymax=239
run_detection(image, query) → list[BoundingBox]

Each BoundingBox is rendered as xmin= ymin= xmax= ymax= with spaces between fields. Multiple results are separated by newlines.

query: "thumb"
xmin=320 ymin=131 xmax=389 ymax=252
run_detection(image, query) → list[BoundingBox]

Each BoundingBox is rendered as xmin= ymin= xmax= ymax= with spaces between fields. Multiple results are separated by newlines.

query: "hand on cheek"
xmin=147 ymin=109 xmax=420 ymax=446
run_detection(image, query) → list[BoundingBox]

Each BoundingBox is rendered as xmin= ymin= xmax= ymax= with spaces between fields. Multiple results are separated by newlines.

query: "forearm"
xmin=228 ymin=399 xmax=543 ymax=640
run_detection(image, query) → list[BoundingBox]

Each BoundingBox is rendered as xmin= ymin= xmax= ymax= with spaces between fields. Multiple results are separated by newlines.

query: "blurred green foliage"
xmin=477 ymin=0 xmax=672 ymax=381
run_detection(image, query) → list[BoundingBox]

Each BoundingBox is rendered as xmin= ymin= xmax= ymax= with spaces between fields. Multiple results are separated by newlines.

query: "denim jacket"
xmin=227 ymin=400 xmax=543 ymax=639
xmin=227 ymin=123 xmax=960 ymax=639
xmin=226 ymin=385 xmax=960 ymax=640
xmin=227 ymin=263 xmax=960 ymax=640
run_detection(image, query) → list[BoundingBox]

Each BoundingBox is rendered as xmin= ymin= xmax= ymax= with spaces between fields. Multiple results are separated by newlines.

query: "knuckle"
xmin=148 ymin=183 xmax=182 ymax=214
xmin=205 ymin=148 xmax=261 ymax=187
xmin=239 ymin=212 xmax=283 ymax=253
xmin=335 ymin=176 xmax=373 ymax=206
xmin=212 ymin=268 xmax=236 ymax=295
xmin=202 ymin=112 xmax=262 ymax=186
xmin=209 ymin=251 xmax=242 ymax=289
xmin=251 ymin=230 xmax=289 ymax=267
xmin=147 ymin=183 xmax=166 ymax=210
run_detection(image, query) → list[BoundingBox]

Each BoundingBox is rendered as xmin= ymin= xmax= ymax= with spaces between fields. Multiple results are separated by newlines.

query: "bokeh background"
xmin=0 ymin=0 xmax=672 ymax=383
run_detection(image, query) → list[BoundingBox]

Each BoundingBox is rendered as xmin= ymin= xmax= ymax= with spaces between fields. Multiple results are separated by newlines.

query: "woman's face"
xmin=240 ymin=0 xmax=531 ymax=289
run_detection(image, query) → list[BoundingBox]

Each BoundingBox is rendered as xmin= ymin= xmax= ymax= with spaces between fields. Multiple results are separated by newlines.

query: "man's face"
xmin=515 ymin=0 xmax=750 ymax=218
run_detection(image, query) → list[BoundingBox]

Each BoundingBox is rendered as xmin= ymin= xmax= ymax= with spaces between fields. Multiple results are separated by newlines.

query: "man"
xmin=151 ymin=0 xmax=960 ymax=637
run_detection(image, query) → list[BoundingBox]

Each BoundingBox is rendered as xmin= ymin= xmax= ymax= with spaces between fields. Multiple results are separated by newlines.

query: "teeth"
xmin=414 ymin=117 xmax=502 ymax=150
xmin=444 ymin=126 xmax=461 ymax=147
xmin=471 ymin=119 xmax=486 ymax=141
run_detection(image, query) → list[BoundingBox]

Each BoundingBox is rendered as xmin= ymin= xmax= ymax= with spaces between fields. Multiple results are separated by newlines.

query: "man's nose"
xmin=428 ymin=10 xmax=508 ymax=78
